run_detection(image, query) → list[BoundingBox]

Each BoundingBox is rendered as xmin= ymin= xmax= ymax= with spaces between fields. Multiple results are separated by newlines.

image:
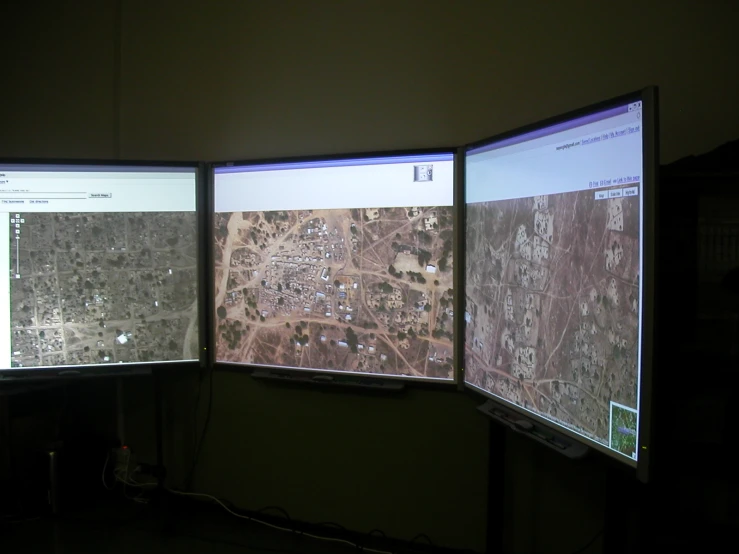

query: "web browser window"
xmin=213 ymin=153 xmax=455 ymax=380
xmin=0 ymin=165 xmax=199 ymax=370
xmin=464 ymin=102 xmax=644 ymax=463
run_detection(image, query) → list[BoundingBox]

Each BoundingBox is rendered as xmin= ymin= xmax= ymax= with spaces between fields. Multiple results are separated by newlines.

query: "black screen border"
xmin=461 ymin=87 xmax=658 ymax=481
xmin=210 ymin=147 xmax=461 ymax=386
xmin=0 ymin=157 xmax=205 ymax=382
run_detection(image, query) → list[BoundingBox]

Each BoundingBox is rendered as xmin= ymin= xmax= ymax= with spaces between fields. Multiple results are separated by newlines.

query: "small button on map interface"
xmin=413 ymin=165 xmax=433 ymax=182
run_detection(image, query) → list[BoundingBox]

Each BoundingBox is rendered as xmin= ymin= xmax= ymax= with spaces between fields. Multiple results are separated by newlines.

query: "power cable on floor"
xmin=569 ymin=529 xmax=603 ymax=554
xmin=169 ymin=490 xmax=395 ymax=554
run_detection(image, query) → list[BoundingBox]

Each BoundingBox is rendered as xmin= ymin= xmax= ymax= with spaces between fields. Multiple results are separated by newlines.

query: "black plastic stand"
xmin=603 ymin=466 xmax=647 ymax=553
xmin=153 ymin=368 xmax=165 ymax=487
xmin=485 ymin=420 xmax=505 ymax=554
xmin=149 ymin=367 xmax=173 ymax=531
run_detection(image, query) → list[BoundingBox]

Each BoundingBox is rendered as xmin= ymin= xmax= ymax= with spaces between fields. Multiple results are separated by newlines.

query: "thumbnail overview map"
xmin=214 ymin=207 xmax=454 ymax=379
xmin=9 ymin=212 xmax=199 ymax=367
xmin=464 ymin=188 xmax=640 ymax=452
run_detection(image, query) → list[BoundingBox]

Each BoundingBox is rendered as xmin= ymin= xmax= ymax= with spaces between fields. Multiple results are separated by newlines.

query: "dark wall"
xmin=114 ymin=1 xmax=739 ymax=165
xmin=3 ymin=1 xmax=738 ymax=163
xmin=1 ymin=1 xmax=118 ymax=159
xmin=2 ymin=1 xmax=739 ymax=553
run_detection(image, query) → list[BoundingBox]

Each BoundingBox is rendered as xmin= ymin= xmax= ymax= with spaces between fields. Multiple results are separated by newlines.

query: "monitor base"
xmin=0 ymin=365 xmax=152 ymax=384
xmin=478 ymin=399 xmax=589 ymax=459
xmin=251 ymin=369 xmax=405 ymax=391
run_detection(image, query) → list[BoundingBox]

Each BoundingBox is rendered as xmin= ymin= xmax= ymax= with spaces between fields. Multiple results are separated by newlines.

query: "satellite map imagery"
xmin=9 ymin=212 xmax=199 ymax=367
xmin=214 ymin=206 xmax=454 ymax=379
xmin=464 ymin=187 xmax=640 ymax=446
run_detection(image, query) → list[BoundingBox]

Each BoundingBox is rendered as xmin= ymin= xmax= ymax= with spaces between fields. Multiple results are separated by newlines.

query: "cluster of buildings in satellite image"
xmin=9 ymin=212 xmax=199 ymax=367
xmin=214 ymin=206 xmax=454 ymax=379
xmin=464 ymin=188 xmax=640 ymax=451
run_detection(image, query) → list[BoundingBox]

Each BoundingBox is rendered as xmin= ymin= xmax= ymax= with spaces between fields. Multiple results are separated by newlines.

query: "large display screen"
xmin=0 ymin=164 xmax=199 ymax=371
xmin=464 ymin=99 xmax=648 ymax=463
xmin=213 ymin=153 xmax=455 ymax=381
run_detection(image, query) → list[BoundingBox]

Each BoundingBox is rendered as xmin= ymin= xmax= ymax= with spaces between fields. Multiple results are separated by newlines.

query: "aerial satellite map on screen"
xmin=465 ymin=187 xmax=640 ymax=454
xmin=9 ymin=212 xmax=198 ymax=367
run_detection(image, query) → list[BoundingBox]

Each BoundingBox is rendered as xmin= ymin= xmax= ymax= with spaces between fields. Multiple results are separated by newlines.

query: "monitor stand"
xmin=477 ymin=399 xmax=589 ymax=459
xmin=251 ymin=369 xmax=405 ymax=391
xmin=0 ymin=365 xmax=152 ymax=383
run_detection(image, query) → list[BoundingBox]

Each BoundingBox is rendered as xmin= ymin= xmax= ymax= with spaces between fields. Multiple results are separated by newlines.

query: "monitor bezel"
xmin=461 ymin=88 xmax=658 ymax=480
xmin=0 ymin=158 xmax=205 ymax=381
xmin=209 ymin=147 xmax=461 ymax=386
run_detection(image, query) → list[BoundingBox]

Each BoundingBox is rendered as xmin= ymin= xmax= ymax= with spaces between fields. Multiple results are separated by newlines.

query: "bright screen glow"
xmin=213 ymin=153 xmax=455 ymax=380
xmin=464 ymin=101 xmax=645 ymax=463
xmin=0 ymin=164 xmax=199 ymax=370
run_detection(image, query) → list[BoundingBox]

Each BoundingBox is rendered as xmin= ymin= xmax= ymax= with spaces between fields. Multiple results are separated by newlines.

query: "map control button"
xmin=623 ymin=186 xmax=638 ymax=197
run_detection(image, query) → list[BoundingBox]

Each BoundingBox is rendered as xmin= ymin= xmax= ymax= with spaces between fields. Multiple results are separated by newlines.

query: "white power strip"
xmin=111 ymin=446 xmax=133 ymax=476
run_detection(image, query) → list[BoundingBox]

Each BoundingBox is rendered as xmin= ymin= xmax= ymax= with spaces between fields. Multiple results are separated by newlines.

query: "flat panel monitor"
xmin=0 ymin=162 xmax=200 ymax=375
xmin=213 ymin=151 xmax=456 ymax=382
xmin=463 ymin=89 xmax=657 ymax=474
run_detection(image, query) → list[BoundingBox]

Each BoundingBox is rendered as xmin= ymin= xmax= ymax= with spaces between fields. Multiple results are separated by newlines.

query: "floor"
xmin=0 ymin=504 xmax=360 ymax=554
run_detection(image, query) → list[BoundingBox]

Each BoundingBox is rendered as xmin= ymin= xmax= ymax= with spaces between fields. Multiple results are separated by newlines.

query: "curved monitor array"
xmin=0 ymin=88 xmax=657 ymax=479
